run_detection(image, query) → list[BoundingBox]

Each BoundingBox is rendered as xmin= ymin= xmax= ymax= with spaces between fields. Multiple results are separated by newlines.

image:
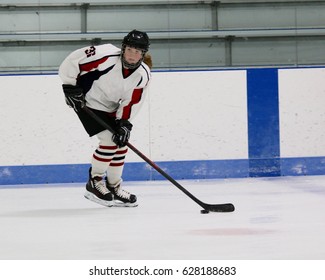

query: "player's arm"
xmin=112 ymin=84 xmax=150 ymax=147
xmin=59 ymin=45 xmax=101 ymax=111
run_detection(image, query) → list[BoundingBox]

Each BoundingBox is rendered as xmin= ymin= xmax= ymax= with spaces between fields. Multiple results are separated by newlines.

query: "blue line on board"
xmin=247 ymin=68 xmax=281 ymax=177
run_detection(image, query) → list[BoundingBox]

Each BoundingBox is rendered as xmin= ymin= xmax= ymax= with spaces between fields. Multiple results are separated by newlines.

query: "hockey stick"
xmin=83 ymin=106 xmax=235 ymax=213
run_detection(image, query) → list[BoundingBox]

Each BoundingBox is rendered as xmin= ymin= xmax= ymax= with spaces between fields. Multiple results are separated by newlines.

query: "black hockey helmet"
xmin=122 ymin=29 xmax=150 ymax=52
xmin=121 ymin=30 xmax=150 ymax=69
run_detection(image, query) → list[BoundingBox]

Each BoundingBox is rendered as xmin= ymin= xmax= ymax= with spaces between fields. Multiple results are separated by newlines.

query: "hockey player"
xmin=59 ymin=30 xmax=152 ymax=207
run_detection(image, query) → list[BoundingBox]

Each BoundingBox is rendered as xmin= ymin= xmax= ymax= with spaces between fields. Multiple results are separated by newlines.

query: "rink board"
xmin=0 ymin=67 xmax=325 ymax=184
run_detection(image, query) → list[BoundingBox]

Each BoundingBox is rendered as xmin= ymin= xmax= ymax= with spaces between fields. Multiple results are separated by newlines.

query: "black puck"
xmin=200 ymin=209 xmax=209 ymax=214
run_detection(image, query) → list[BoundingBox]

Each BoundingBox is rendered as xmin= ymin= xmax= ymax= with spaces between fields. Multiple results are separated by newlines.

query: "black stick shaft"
xmin=126 ymin=141 xmax=207 ymax=207
xmin=83 ymin=106 xmax=235 ymax=212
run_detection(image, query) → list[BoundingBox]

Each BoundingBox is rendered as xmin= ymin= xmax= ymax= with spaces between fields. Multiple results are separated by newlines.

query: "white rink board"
xmin=278 ymin=68 xmax=325 ymax=157
xmin=147 ymin=70 xmax=248 ymax=161
xmin=0 ymin=70 xmax=247 ymax=166
xmin=1 ymin=67 xmax=325 ymax=184
xmin=0 ymin=75 xmax=99 ymax=165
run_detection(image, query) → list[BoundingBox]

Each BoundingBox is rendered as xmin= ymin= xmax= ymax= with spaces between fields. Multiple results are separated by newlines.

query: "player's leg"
xmin=106 ymin=146 xmax=138 ymax=207
xmin=84 ymin=130 xmax=115 ymax=206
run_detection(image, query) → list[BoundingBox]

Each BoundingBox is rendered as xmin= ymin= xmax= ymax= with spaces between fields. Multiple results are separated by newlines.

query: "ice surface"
xmin=0 ymin=175 xmax=324 ymax=260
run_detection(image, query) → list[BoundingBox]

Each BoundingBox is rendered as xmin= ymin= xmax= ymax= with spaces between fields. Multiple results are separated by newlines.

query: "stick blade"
xmin=205 ymin=203 xmax=235 ymax=213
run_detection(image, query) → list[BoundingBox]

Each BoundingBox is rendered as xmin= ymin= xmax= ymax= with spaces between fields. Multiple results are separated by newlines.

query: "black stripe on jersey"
xmin=136 ymin=77 xmax=143 ymax=87
xmin=77 ymin=64 xmax=115 ymax=94
xmin=112 ymin=156 xmax=126 ymax=161
xmin=141 ymin=64 xmax=151 ymax=84
xmin=95 ymin=149 xmax=115 ymax=157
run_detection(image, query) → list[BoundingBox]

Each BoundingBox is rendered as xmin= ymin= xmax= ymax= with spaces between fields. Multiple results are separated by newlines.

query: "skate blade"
xmin=84 ymin=191 xmax=113 ymax=207
xmin=113 ymin=200 xmax=138 ymax=207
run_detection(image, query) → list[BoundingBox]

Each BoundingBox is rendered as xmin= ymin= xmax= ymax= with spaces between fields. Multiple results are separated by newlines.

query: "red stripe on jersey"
xmin=110 ymin=162 xmax=125 ymax=167
xmin=79 ymin=56 xmax=109 ymax=72
xmin=116 ymin=148 xmax=128 ymax=155
xmin=122 ymin=88 xmax=143 ymax=119
xmin=93 ymin=154 xmax=112 ymax=163
xmin=99 ymin=145 xmax=118 ymax=150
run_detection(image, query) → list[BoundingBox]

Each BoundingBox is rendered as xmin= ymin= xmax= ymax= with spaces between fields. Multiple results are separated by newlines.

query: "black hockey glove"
xmin=112 ymin=119 xmax=133 ymax=147
xmin=62 ymin=84 xmax=85 ymax=112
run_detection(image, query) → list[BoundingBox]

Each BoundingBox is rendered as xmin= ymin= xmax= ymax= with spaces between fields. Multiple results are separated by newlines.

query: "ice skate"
xmin=106 ymin=180 xmax=138 ymax=207
xmin=84 ymin=170 xmax=114 ymax=207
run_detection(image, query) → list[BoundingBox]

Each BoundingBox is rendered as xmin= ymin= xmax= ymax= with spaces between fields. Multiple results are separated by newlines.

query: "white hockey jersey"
xmin=59 ymin=43 xmax=151 ymax=121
